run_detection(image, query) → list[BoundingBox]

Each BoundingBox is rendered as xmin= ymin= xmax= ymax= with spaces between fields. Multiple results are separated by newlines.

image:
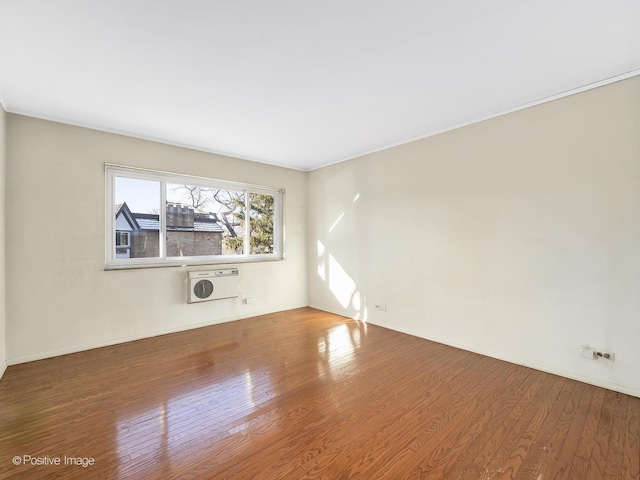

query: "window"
xmin=115 ymin=231 xmax=131 ymax=258
xmin=115 ymin=231 xmax=130 ymax=247
xmin=106 ymin=165 xmax=284 ymax=269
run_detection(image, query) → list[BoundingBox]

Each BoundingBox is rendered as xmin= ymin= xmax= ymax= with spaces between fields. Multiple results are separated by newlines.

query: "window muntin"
xmin=106 ymin=165 xmax=283 ymax=269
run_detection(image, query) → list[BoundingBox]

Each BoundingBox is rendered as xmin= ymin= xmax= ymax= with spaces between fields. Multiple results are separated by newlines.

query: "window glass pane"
xmin=107 ymin=166 xmax=283 ymax=268
xmin=114 ymin=177 xmax=160 ymax=258
xmin=249 ymin=193 xmax=275 ymax=255
xmin=166 ymin=183 xmax=245 ymax=257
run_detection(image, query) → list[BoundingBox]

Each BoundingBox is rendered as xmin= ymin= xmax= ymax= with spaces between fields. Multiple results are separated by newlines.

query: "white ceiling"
xmin=0 ymin=0 xmax=638 ymax=171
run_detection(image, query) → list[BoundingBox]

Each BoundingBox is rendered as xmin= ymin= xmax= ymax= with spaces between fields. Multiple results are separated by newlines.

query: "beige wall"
xmin=307 ymin=76 xmax=640 ymax=396
xmin=0 ymin=104 xmax=5 ymax=378
xmin=5 ymin=115 xmax=307 ymax=363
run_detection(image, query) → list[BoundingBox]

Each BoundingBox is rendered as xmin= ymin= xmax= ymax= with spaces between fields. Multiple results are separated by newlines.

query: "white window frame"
xmin=105 ymin=164 xmax=285 ymax=269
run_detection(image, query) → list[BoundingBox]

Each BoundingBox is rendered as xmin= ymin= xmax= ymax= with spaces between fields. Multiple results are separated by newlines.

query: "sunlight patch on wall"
xmin=351 ymin=291 xmax=361 ymax=311
xmin=317 ymin=240 xmax=326 ymax=280
xmin=329 ymin=212 xmax=345 ymax=232
xmin=329 ymin=254 xmax=356 ymax=308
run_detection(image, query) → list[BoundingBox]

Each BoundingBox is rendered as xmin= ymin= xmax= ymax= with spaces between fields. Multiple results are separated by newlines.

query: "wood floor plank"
xmin=120 ymin=329 xmax=471 ymax=479
xmin=501 ymin=379 xmax=574 ymax=480
xmin=511 ymin=381 xmax=576 ymax=480
xmin=457 ymin=370 xmax=555 ymax=480
xmin=481 ymin=376 xmax=567 ymax=480
xmin=547 ymin=383 xmax=595 ymax=480
xmin=623 ymin=396 xmax=640 ymax=480
xmin=587 ymin=389 xmax=619 ymax=479
xmin=568 ymin=386 xmax=608 ymax=479
xmin=317 ymin=359 xmax=520 ymax=480
xmin=0 ymin=307 xmax=638 ymax=479
xmin=441 ymin=369 xmax=544 ymax=480
xmin=605 ymin=392 xmax=630 ymax=479
xmin=223 ymin=350 xmax=490 ymax=479
xmin=400 ymin=366 xmax=535 ymax=479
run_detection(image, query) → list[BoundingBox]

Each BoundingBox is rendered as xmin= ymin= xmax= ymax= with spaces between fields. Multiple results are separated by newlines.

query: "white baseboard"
xmin=8 ymin=303 xmax=307 ymax=366
xmin=0 ymin=361 xmax=7 ymax=381
xmin=307 ymin=303 xmax=640 ymax=399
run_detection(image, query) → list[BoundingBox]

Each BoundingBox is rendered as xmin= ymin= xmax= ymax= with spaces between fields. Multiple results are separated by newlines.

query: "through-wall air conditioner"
xmin=187 ymin=269 xmax=239 ymax=304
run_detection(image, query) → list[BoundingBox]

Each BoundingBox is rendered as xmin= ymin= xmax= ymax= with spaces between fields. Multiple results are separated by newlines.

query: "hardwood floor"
xmin=0 ymin=307 xmax=638 ymax=479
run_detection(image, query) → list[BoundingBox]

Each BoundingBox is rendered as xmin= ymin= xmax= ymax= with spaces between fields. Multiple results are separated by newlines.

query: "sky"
xmin=115 ymin=177 xmax=160 ymax=213
xmin=114 ymin=177 xmax=241 ymax=217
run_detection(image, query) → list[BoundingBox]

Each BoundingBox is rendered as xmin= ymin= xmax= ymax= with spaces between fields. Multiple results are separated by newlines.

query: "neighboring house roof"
xmin=194 ymin=212 xmax=224 ymax=233
xmin=115 ymin=201 xmax=223 ymax=233
xmin=167 ymin=223 xmax=223 ymax=233
xmin=115 ymin=202 xmax=140 ymax=230
xmin=135 ymin=218 xmax=160 ymax=230
xmin=194 ymin=222 xmax=224 ymax=233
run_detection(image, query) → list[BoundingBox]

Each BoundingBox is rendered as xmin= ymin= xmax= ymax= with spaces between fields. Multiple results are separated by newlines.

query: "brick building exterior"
xmin=115 ymin=202 xmax=223 ymax=258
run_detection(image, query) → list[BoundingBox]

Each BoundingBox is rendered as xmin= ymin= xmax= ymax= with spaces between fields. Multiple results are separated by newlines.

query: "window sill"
xmin=104 ymin=255 xmax=285 ymax=271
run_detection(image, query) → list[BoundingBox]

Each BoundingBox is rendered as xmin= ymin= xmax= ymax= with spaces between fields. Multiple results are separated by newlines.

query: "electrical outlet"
xmin=243 ymin=297 xmax=255 ymax=305
xmin=374 ymin=304 xmax=387 ymax=312
xmin=594 ymin=350 xmax=614 ymax=361
xmin=580 ymin=345 xmax=614 ymax=362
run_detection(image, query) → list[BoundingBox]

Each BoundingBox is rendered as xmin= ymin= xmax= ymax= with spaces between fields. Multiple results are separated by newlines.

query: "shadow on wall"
xmin=315 ymin=191 xmax=369 ymax=321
